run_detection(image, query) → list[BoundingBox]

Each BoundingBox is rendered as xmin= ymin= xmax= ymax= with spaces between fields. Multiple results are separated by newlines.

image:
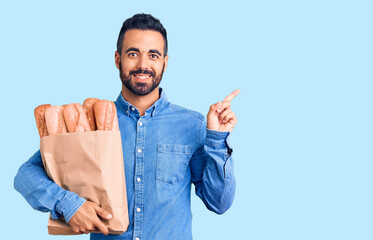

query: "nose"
xmin=137 ymin=55 xmax=149 ymax=70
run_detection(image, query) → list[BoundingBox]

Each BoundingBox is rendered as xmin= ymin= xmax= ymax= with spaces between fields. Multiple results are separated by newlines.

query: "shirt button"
xmin=132 ymin=107 xmax=135 ymax=111
xmin=139 ymin=121 xmax=143 ymax=126
xmin=137 ymin=177 xmax=141 ymax=182
xmin=136 ymin=208 xmax=141 ymax=212
xmin=138 ymin=148 xmax=142 ymax=153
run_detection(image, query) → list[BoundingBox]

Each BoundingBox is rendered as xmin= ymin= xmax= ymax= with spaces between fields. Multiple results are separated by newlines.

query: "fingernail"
xmin=107 ymin=214 xmax=112 ymax=219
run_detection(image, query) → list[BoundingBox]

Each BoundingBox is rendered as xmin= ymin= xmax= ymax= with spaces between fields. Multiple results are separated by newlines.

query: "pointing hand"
xmin=207 ymin=89 xmax=240 ymax=132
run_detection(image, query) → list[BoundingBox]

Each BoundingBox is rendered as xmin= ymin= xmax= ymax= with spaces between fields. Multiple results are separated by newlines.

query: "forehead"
xmin=122 ymin=29 xmax=164 ymax=53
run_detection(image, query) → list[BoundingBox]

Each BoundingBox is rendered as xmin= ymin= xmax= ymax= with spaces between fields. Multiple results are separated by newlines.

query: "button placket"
xmin=133 ymin=117 xmax=145 ymax=239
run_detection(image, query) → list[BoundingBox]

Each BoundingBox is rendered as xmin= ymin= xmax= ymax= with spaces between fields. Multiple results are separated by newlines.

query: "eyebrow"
xmin=149 ymin=49 xmax=162 ymax=56
xmin=125 ymin=47 xmax=162 ymax=56
xmin=125 ymin=47 xmax=140 ymax=54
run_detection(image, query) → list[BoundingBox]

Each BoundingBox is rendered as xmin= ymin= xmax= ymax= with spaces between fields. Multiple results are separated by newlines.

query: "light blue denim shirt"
xmin=14 ymin=88 xmax=236 ymax=240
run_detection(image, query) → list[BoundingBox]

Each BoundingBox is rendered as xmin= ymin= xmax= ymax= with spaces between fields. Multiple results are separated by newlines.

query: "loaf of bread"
xmin=83 ymin=98 xmax=99 ymax=131
xmin=34 ymin=104 xmax=52 ymax=138
xmin=63 ymin=103 xmax=91 ymax=133
xmin=45 ymin=105 xmax=68 ymax=135
xmin=35 ymin=98 xmax=119 ymax=137
xmin=94 ymin=100 xmax=119 ymax=131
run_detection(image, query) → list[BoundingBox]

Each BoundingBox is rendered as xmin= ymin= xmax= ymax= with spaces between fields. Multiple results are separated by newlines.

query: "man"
xmin=14 ymin=13 xmax=239 ymax=240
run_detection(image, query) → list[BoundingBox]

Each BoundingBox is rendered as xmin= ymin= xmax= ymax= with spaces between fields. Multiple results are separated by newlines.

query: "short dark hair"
xmin=116 ymin=13 xmax=168 ymax=56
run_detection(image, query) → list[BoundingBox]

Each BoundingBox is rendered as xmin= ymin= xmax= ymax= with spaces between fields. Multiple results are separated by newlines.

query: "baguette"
xmin=83 ymin=98 xmax=99 ymax=131
xmin=63 ymin=103 xmax=91 ymax=133
xmin=45 ymin=105 xmax=67 ymax=135
xmin=34 ymin=104 xmax=51 ymax=138
xmin=94 ymin=100 xmax=119 ymax=131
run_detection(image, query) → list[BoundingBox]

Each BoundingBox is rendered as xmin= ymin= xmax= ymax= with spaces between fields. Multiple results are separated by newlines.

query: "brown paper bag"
xmin=40 ymin=130 xmax=129 ymax=235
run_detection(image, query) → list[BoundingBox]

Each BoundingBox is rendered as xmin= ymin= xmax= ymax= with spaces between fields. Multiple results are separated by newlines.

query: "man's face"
xmin=115 ymin=29 xmax=168 ymax=96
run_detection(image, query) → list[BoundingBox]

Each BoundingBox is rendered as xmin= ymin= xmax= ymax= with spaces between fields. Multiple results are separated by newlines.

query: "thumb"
xmin=209 ymin=102 xmax=222 ymax=114
xmin=94 ymin=205 xmax=112 ymax=220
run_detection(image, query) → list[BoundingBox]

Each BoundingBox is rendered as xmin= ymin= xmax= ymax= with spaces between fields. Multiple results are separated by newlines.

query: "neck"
xmin=121 ymin=86 xmax=160 ymax=116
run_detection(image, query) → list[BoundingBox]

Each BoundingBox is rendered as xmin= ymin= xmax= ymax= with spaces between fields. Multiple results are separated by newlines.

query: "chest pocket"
xmin=156 ymin=144 xmax=192 ymax=184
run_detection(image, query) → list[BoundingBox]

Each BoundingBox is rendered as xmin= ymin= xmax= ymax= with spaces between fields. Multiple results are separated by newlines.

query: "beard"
xmin=119 ymin=61 xmax=165 ymax=96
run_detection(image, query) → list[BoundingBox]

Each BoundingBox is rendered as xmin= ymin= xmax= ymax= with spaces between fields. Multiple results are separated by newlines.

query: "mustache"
xmin=130 ymin=69 xmax=155 ymax=77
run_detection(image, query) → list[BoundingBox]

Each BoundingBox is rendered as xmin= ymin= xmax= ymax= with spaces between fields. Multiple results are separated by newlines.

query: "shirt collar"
xmin=115 ymin=88 xmax=168 ymax=117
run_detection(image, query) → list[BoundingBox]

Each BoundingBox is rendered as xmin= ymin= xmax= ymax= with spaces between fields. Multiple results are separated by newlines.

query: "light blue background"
xmin=1 ymin=0 xmax=372 ymax=239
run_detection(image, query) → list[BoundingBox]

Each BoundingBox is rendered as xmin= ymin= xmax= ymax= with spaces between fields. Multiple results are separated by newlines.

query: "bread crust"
xmin=34 ymin=104 xmax=51 ymax=138
xmin=94 ymin=100 xmax=119 ymax=131
xmin=64 ymin=103 xmax=91 ymax=132
xmin=45 ymin=105 xmax=67 ymax=135
xmin=83 ymin=98 xmax=99 ymax=131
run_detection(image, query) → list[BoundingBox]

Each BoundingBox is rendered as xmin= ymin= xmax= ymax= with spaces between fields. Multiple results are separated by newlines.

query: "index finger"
xmin=223 ymin=89 xmax=241 ymax=102
xmin=94 ymin=218 xmax=109 ymax=235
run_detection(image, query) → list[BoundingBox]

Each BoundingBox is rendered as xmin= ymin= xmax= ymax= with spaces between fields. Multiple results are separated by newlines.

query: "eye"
xmin=128 ymin=52 xmax=138 ymax=57
xmin=150 ymin=54 xmax=159 ymax=59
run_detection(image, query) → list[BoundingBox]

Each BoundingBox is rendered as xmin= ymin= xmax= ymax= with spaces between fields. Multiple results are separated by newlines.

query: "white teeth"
xmin=135 ymin=75 xmax=150 ymax=79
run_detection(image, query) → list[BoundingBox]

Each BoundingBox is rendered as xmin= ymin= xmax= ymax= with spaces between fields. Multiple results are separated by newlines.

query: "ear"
xmin=115 ymin=51 xmax=121 ymax=70
xmin=163 ymin=55 xmax=169 ymax=72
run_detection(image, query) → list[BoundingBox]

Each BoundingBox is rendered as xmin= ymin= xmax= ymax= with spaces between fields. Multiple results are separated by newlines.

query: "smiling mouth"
xmin=133 ymin=74 xmax=151 ymax=81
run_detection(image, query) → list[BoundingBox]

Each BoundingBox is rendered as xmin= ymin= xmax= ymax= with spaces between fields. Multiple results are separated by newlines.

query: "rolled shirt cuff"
xmin=50 ymin=210 xmax=62 ymax=220
xmin=205 ymin=128 xmax=233 ymax=154
xmin=55 ymin=191 xmax=86 ymax=223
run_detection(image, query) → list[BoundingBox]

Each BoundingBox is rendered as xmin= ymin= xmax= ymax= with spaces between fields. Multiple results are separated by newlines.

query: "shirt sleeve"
xmin=190 ymin=118 xmax=236 ymax=214
xmin=13 ymin=150 xmax=86 ymax=223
